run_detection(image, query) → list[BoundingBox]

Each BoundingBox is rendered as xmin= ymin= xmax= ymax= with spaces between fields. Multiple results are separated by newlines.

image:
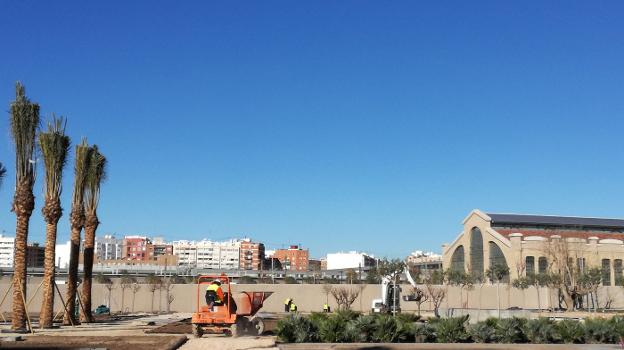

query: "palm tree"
xmin=38 ymin=117 xmax=71 ymax=328
xmin=9 ymin=82 xmax=39 ymax=331
xmin=63 ymin=139 xmax=91 ymax=325
xmin=80 ymin=146 xmax=106 ymax=322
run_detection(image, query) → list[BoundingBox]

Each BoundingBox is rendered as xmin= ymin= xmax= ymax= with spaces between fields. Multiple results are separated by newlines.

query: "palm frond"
xmin=39 ymin=115 xmax=71 ymax=201
xmin=84 ymin=145 xmax=107 ymax=214
xmin=71 ymin=138 xmax=92 ymax=209
xmin=10 ymin=82 xmax=39 ymax=186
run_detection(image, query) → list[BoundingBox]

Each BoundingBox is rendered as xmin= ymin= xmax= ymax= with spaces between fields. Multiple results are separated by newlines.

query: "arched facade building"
xmin=442 ymin=209 xmax=624 ymax=284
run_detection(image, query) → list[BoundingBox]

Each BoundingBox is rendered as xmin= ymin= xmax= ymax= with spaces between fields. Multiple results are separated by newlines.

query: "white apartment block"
xmin=326 ymin=251 xmax=376 ymax=270
xmin=95 ymin=234 xmax=123 ymax=261
xmin=173 ymin=239 xmax=242 ymax=269
xmin=55 ymin=241 xmax=71 ymax=269
xmin=0 ymin=235 xmax=15 ymax=268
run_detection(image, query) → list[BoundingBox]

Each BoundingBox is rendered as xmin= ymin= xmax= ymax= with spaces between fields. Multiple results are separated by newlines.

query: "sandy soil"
xmin=179 ymin=334 xmax=277 ymax=350
xmin=0 ymin=335 xmax=187 ymax=350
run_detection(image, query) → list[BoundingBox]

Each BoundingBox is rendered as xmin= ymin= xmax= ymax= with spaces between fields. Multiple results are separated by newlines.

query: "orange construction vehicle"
xmin=191 ymin=274 xmax=272 ymax=337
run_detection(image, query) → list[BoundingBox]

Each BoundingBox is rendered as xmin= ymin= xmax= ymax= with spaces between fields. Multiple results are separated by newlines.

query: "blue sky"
xmin=0 ymin=1 xmax=623 ymax=258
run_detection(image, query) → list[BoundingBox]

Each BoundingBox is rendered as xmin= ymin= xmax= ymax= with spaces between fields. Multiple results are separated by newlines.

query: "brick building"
xmin=123 ymin=236 xmax=153 ymax=261
xmin=273 ymin=245 xmax=309 ymax=271
xmin=27 ymin=243 xmax=45 ymax=268
xmin=239 ymin=240 xmax=265 ymax=270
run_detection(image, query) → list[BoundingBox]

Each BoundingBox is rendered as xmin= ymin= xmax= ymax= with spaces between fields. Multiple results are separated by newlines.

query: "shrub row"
xmin=276 ymin=312 xmax=624 ymax=344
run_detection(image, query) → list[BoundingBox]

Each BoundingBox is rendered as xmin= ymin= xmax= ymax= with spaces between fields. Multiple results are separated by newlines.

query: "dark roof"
xmin=487 ymin=213 xmax=624 ymax=230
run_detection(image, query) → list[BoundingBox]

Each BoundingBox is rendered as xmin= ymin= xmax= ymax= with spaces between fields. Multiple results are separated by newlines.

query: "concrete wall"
xmin=1 ymin=280 xmax=623 ymax=315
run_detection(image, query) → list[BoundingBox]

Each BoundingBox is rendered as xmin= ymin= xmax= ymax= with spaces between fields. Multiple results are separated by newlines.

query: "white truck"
xmin=371 ymin=265 xmax=418 ymax=313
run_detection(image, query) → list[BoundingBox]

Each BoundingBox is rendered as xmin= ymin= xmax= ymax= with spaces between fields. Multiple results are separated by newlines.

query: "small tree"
xmin=411 ymin=286 xmax=429 ymax=316
xmin=145 ymin=274 xmax=162 ymax=313
xmin=322 ymin=284 xmax=333 ymax=305
xmin=330 ymin=286 xmax=360 ymax=310
xmin=425 ymin=282 xmax=446 ymax=318
xmin=119 ymin=274 xmax=135 ymax=314
xmin=578 ymin=267 xmax=601 ymax=312
xmin=131 ymin=282 xmax=141 ymax=313
xmin=95 ymin=274 xmax=114 ymax=311
xmin=512 ymin=276 xmax=529 ymax=308
xmin=486 ymin=264 xmax=510 ymax=318
xmin=163 ymin=277 xmax=175 ymax=313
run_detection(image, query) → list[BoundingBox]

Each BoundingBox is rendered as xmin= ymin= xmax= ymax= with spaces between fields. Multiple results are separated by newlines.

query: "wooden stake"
xmin=25 ymin=280 xmax=44 ymax=308
xmin=53 ymin=282 xmax=74 ymax=326
xmin=16 ymin=281 xmax=34 ymax=334
xmin=0 ymin=284 xmax=13 ymax=323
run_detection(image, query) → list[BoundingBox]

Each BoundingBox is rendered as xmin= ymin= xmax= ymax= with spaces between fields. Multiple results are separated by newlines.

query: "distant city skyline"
xmin=2 ymin=2 xmax=624 ymax=258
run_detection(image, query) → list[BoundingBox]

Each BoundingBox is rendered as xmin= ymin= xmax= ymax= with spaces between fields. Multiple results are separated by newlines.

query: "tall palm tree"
xmin=63 ymin=139 xmax=91 ymax=325
xmin=9 ymin=82 xmax=39 ymax=331
xmin=80 ymin=146 xmax=106 ymax=322
xmin=38 ymin=117 xmax=70 ymax=328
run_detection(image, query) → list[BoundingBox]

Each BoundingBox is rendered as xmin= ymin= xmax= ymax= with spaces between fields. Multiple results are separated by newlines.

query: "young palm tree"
xmin=80 ymin=146 xmax=106 ymax=322
xmin=63 ymin=139 xmax=91 ymax=325
xmin=9 ymin=82 xmax=39 ymax=331
xmin=38 ymin=117 xmax=70 ymax=328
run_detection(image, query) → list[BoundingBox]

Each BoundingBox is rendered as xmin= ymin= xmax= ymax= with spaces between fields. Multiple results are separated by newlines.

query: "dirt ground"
xmin=0 ymin=335 xmax=187 ymax=350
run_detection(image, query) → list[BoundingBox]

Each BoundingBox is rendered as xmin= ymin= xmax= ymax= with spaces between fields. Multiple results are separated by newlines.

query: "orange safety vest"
xmin=207 ymin=283 xmax=224 ymax=302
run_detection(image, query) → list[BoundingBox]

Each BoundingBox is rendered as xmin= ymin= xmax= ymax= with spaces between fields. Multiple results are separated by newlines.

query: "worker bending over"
xmin=323 ymin=303 xmax=330 ymax=313
xmin=284 ymin=298 xmax=292 ymax=312
xmin=206 ymin=279 xmax=224 ymax=310
xmin=290 ymin=301 xmax=297 ymax=312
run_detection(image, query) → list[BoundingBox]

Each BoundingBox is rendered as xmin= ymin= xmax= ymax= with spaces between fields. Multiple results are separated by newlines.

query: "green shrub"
xmin=433 ymin=315 xmax=470 ymax=343
xmin=276 ymin=313 xmax=316 ymax=343
xmin=468 ymin=321 xmax=497 ymax=343
xmin=609 ymin=315 xmax=624 ymax=340
xmin=523 ymin=318 xmax=559 ymax=344
xmin=556 ymin=319 xmax=585 ymax=344
xmin=371 ymin=314 xmax=413 ymax=342
xmin=584 ymin=318 xmax=617 ymax=344
xmin=344 ymin=315 xmax=377 ymax=342
xmin=413 ymin=322 xmax=436 ymax=343
xmin=495 ymin=317 xmax=527 ymax=343
xmin=318 ymin=314 xmax=349 ymax=342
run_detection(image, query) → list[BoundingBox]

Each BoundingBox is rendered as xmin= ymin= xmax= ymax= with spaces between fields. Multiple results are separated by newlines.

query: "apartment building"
xmin=173 ymin=239 xmax=242 ymax=269
xmin=0 ymin=235 xmax=15 ymax=268
xmin=273 ymin=245 xmax=309 ymax=271
xmin=326 ymin=251 xmax=376 ymax=270
xmin=240 ymin=240 xmax=265 ymax=270
xmin=123 ymin=236 xmax=153 ymax=261
xmin=27 ymin=243 xmax=45 ymax=268
xmin=95 ymin=234 xmax=123 ymax=261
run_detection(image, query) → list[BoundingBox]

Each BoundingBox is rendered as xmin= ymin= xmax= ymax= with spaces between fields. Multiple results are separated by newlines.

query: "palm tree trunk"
xmin=80 ymin=215 xmax=98 ymax=322
xmin=12 ymin=213 xmax=31 ymax=330
xmin=63 ymin=216 xmax=83 ymax=325
xmin=11 ymin=184 xmax=35 ymax=331
xmin=39 ymin=216 xmax=60 ymax=328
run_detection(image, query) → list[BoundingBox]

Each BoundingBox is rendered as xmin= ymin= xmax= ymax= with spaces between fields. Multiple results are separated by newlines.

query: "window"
xmin=538 ymin=257 xmax=548 ymax=274
xmin=470 ymin=227 xmax=484 ymax=277
xmin=602 ymin=259 xmax=611 ymax=286
xmin=489 ymin=241 xmax=509 ymax=282
xmin=525 ymin=256 xmax=535 ymax=275
xmin=615 ymin=260 xmax=623 ymax=286
xmin=577 ymin=258 xmax=586 ymax=274
xmin=450 ymin=246 xmax=465 ymax=272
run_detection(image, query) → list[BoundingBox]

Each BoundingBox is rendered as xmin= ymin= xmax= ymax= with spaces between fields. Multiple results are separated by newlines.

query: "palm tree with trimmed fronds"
xmin=80 ymin=146 xmax=106 ymax=322
xmin=9 ymin=82 xmax=39 ymax=331
xmin=63 ymin=139 xmax=92 ymax=325
xmin=38 ymin=117 xmax=70 ymax=328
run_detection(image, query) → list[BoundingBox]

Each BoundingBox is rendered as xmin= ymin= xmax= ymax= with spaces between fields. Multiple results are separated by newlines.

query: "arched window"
xmin=525 ymin=256 xmax=535 ymax=275
xmin=488 ymin=241 xmax=509 ymax=282
xmin=450 ymin=245 xmax=465 ymax=272
xmin=470 ymin=227 xmax=484 ymax=277
xmin=538 ymin=257 xmax=548 ymax=274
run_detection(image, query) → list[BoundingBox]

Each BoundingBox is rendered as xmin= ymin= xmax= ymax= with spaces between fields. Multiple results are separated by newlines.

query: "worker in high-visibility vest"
xmin=290 ymin=301 xmax=297 ymax=312
xmin=323 ymin=303 xmax=330 ymax=313
xmin=284 ymin=298 xmax=292 ymax=312
xmin=206 ymin=280 xmax=224 ymax=310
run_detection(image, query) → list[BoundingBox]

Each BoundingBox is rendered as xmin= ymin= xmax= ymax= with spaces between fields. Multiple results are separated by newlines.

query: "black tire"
xmin=192 ymin=324 xmax=204 ymax=338
xmin=251 ymin=317 xmax=265 ymax=336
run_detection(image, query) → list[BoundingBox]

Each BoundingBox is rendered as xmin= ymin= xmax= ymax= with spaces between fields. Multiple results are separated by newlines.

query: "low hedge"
xmin=276 ymin=313 xmax=624 ymax=344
